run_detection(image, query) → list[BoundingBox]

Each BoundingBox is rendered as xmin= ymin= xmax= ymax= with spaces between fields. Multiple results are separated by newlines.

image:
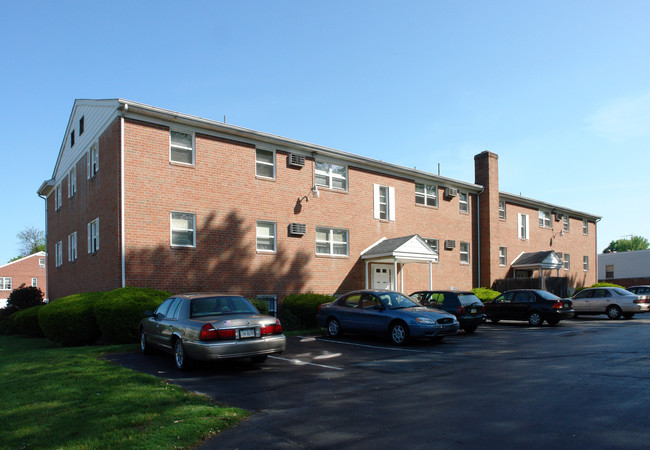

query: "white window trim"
xmin=55 ymin=183 xmax=62 ymax=211
xmin=55 ymin=241 xmax=63 ymax=267
xmin=316 ymin=227 xmax=349 ymax=257
xmin=87 ymin=142 xmax=99 ymax=179
xmin=415 ymin=183 xmax=438 ymax=207
xmin=68 ymin=231 xmax=78 ymax=262
xmin=255 ymin=148 xmax=276 ymax=179
xmin=256 ymin=220 xmax=277 ymax=252
xmin=315 ymin=161 xmax=348 ymax=191
xmin=563 ymin=215 xmax=570 ymax=232
xmin=170 ymin=212 xmax=196 ymax=248
xmin=424 ymin=238 xmax=439 ymax=263
xmin=518 ymin=213 xmax=529 ymax=240
xmin=460 ymin=242 xmax=470 ymax=265
xmin=32 ymin=277 xmax=38 ymax=287
xmin=88 ymin=218 xmax=100 ymax=254
xmin=583 ymin=256 xmax=589 ymax=272
xmin=499 ymin=246 xmax=507 ymax=266
xmin=459 ymin=192 xmax=469 ymax=214
xmin=169 ymin=130 xmax=195 ymax=165
xmin=498 ymin=200 xmax=506 ymax=220
xmin=583 ymin=219 xmax=589 ymax=235
xmin=563 ymin=253 xmax=570 ymax=271
xmin=539 ymin=210 xmax=551 ymax=228
xmin=0 ymin=277 xmax=11 ymax=290
xmin=373 ymin=184 xmax=396 ymax=221
xmin=68 ymin=166 xmax=76 ymax=198
xmin=39 ymin=258 xmax=45 ymax=268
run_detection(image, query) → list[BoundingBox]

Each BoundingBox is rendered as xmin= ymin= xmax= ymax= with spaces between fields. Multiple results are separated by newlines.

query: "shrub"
xmin=0 ymin=306 xmax=19 ymax=335
xmin=249 ymin=299 xmax=269 ymax=315
xmin=12 ymin=305 xmax=45 ymax=337
xmin=574 ymin=282 xmax=625 ymax=296
xmin=472 ymin=287 xmax=501 ymax=302
xmin=8 ymin=284 xmax=44 ymax=310
xmin=93 ymin=287 xmax=169 ymax=344
xmin=282 ymin=293 xmax=336 ymax=329
xmin=38 ymin=292 xmax=105 ymax=346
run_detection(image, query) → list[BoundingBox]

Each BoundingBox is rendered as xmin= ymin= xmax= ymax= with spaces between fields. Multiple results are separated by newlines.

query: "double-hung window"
xmin=255 ymin=149 xmax=275 ymax=178
xmin=563 ymin=253 xmax=570 ymax=270
xmin=459 ymin=192 xmax=469 ymax=213
xmin=170 ymin=212 xmax=195 ymax=247
xmin=499 ymin=200 xmax=506 ymax=220
xmin=583 ymin=219 xmax=589 ymax=235
xmin=54 ymin=183 xmax=62 ymax=211
xmin=518 ymin=213 xmax=529 ymax=240
xmin=256 ymin=221 xmax=276 ymax=252
xmin=170 ymin=131 xmax=194 ymax=165
xmin=315 ymin=161 xmax=347 ymax=190
xmin=39 ymin=258 xmax=45 ymax=268
xmin=499 ymin=246 xmax=507 ymax=266
xmin=460 ymin=242 xmax=470 ymax=264
xmin=415 ymin=183 xmax=437 ymax=207
xmin=32 ymin=278 xmax=38 ymax=287
xmin=539 ymin=210 xmax=551 ymax=228
xmin=0 ymin=277 xmax=11 ymax=290
xmin=316 ymin=227 xmax=348 ymax=256
xmin=88 ymin=218 xmax=100 ymax=254
xmin=563 ymin=215 xmax=570 ymax=232
xmin=373 ymin=184 xmax=395 ymax=221
xmin=68 ymin=231 xmax=78 ymax=262
xmin=55 ymin=241 xmax=63 ymax=267
xmin=68 ymin=166 xmax=76 ymax=197
xmin=583 ymin=256 xmax=589 ymax=271
xmin=88 ymin=143 xmax=99 ymax=179
xmin=424 ymin=238 xmax=439 ymax=263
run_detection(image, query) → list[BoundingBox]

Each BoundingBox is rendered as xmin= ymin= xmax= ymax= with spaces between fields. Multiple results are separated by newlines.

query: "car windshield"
xmin=190 ymin=296 xmax=258 ymax=317
xmin=378 ymin=292 xmax=420 ymax=310
xmin=457 ymin=293 xmax=482 ymax=305
xmin=536 ymin=291 xmax=561 ymax=301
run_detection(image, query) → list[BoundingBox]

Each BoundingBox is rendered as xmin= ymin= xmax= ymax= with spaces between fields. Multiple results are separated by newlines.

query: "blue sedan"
xmin=317 ymin=290 xmax=459 ymax=345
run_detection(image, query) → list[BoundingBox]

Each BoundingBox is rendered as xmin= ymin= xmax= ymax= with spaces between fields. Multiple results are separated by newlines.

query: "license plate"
xmin=471 ymin=308 xmax=477 ymax=314
xmin=239 ymin=328 xmax=255 ymax=339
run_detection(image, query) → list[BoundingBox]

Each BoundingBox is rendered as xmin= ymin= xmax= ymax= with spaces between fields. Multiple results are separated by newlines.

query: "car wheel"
xmin=174 ymin=339 xmax=190 ymax=370
xmin=606 ymin=305 xmax=622 ymax=320
xmin=390 ymin=321 xmax=410 ymax=345
xmin=623 ymin=313 xmax=635 ymax=319
xmin=464 ymin=325 xmax=478 ymax=334
xmin=327 ymin=318 xmax=342 ymax=338
xmin=546 ymin=318 xmax=560 ymax=326
xmin=528 ymin=312 xmax=543 ymax=326
xmin=251 ymin=354 xmax=268 ymax=363
xmin=140 ymin=329 xmax=151 ymax=354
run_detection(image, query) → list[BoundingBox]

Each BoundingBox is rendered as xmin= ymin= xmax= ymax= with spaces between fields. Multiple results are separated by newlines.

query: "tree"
xmin=16 ymin=226 xmax=46 ymax=257
xmin=602 ymin=235 xmax=649 ymax=253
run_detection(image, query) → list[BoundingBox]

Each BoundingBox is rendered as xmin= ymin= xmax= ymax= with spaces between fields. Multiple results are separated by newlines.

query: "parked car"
xmin=484 ymin=289 xmax=574 ymax=326
xmin=626 ymin=285 xmax=650 ymax=296
xmin=571 ymin=287 xmax=650 ymax=319
xmin=317 ymin=290 xmax=459 ymax=345
xmin=410 ymin=290 xmax=485 ymax=333
xmin=140 ymin=293 xmax=286 ymax=369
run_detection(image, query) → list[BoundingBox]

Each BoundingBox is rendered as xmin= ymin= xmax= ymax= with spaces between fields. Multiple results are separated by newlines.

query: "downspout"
xmin=38 ymin=192 xmax=48 ymax=301
xmin=120 ymin=105 xmax=127 ymax=288
xmin=476 ymin=187 xmax=484 ymax=288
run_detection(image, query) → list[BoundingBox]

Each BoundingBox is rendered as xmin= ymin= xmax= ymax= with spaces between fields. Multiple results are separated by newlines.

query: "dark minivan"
xmin=410 ymin=290 xmax=486 ymax=333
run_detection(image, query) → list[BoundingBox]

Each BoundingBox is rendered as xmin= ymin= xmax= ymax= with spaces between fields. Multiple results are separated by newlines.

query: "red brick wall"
xmin=0 ymin=253 xmax=47 ymax=301
xmin=46 ymin=118 xmax=123 ymax=300
xmin=122 ymin=119 xmax=478 ymax=298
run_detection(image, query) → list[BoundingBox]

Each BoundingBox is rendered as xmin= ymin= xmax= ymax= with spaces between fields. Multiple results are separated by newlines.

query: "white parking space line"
xmin=269 ymin=355 xmax=344 ymax=371
xmin=315 ymin=337 xmax=444 ymax=354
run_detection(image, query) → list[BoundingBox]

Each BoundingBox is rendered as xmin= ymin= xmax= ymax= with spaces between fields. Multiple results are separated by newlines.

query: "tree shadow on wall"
xmin=125 ymin=211 xmax=312 ymax=298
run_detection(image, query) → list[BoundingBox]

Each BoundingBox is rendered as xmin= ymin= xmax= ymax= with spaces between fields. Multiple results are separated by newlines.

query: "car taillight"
xmin=552 ymin=301 xmax=564 ymax=309
xmin=633 ymin=296 xmax=650 ymax=304
xmin=200 ymin=324 xmax=236 ymax=341
xmin=457 ymin=306 xmax=466 ymax=315
xmin=261 ymin=319 xmax=283 ymax=335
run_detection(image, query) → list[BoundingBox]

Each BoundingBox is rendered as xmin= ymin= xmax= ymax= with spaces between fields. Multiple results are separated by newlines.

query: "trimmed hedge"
xmin=93 ymin=287 xmax=169 ymax=344
xmin=574 ymin=281 xmax=624 ymax=295
xmin=12 ymin=305 xmax=45 ymax=337
xmin=471 ymin=287 xmax=501 ymax=302
xmin=282 ymin=293 xmax=336 ymax=329
xmin=38 ymin=292 xmax=105 ymax=346
xmin=0 ymin=306 xmax=19 ymax=335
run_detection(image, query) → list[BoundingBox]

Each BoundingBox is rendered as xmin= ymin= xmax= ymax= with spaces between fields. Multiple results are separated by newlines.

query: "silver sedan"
xmin=140 ymin=293 xmax=286 ymax=369
xmin=571 ymin=287 xmax=650 ymax=319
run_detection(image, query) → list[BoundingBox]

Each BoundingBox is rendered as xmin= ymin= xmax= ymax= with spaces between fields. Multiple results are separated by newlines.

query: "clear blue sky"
xmin=2 ymin=0 xmax=649 ymax=264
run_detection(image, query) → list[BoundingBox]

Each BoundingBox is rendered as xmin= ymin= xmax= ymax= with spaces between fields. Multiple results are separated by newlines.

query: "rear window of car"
xmin=612 ymin=288 xmax=631 ymax=296
xmin=536 ymin=291 xmax=561 ymax=301
xmin=457 ymin=293 xmax=482 ymax=305
xmin=190 ymin=296 xmax=257 ymax=317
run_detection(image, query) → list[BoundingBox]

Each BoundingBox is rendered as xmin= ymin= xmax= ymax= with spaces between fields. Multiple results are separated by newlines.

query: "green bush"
xmin=0 ymin=306 xmax=19 ymax=335
xmin=472 ymin=287 xmax=501 ymax=302
xmin=8 ymin=284 xmax=44 ymax=310
xmin=93 ymin=287 xmax=170 ymax=344
xmin=249 ymin=299 xmax=269 ymax=315
xmin=38 ymin=292 xmax=105 ymax=346
xmin=12 ymin=305 xmax=45 ymax=337
xmin=282 ymin=293 xmax=336 ymax=329
xmin=574 ymin=282 xmax=624 ymax=296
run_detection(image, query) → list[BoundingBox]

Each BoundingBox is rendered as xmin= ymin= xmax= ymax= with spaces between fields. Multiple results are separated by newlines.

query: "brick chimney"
xmin=474 ymin=151 xmax=499 ymax=288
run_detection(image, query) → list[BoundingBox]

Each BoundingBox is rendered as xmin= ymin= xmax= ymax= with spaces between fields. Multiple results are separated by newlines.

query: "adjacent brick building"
xmin=38 ymin=99 xmax=600 ymax=304
xmin=0 ymin=252 xmax=47 ymax=308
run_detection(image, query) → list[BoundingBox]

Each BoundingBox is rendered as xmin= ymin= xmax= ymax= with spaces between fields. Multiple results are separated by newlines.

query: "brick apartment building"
xmin=37 ymin=99 xmax=600 ymax=305
xmin=0 ymin=251 xmax=47 ymax=307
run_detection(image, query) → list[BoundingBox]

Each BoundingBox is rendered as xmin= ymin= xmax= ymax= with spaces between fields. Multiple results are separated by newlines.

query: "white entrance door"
xmin=372 ymin=265 xmax=393 ymax=290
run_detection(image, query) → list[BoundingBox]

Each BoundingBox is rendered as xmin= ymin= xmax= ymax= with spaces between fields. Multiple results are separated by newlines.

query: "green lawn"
xmin=0 ymin=335 xmax=248 ymax=449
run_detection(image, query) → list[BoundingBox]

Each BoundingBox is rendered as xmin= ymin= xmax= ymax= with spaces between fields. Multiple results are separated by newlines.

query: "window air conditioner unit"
xmin=288 ymin=153 xmax=305 ymax=168
xmin=289 ymin=223 xmax=306 ymax=236
xmin=445 ymin=187 xmax=458 ymax=198
xmin=444 ymin=240 xmax=456 ymax=250
xmin=554 ymin=213 xmax=563 ymax=222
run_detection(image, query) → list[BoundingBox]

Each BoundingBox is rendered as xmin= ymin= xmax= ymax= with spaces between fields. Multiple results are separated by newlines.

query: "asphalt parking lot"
xmin=109 ymin=317 xmax=650 ymax=449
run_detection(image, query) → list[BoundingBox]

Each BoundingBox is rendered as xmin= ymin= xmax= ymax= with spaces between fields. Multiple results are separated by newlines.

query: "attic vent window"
xmin=79 ymin=116 xmax=85 ymax=135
